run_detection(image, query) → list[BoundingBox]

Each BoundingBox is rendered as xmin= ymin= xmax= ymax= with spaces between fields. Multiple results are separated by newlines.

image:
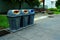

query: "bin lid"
xmin=21 ymin=9 xmax=29 ymax=15
xmin=21 ymin=9 xmax=35 ymax=15
xmin=29 ymin=9 xmax=35 ymax=14
xmin=7 ymin=10 xmax=20 ymax=17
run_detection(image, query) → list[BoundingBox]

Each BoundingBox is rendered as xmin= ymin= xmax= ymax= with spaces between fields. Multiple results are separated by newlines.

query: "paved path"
xmin=35 ymin=13 xmax=47 ymax=18
xmin=0 ymin=14 xmax=60 ymax=40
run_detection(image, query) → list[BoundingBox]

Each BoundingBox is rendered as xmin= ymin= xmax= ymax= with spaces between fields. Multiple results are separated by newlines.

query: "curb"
xmin=34 ymin=16 xmax=48 ymax=21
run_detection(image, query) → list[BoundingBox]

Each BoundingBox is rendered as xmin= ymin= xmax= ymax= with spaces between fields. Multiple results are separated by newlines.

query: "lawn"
xmin=0 ymin=15 xmax=9 ymax=29
xmin=48 ymin=8 xmax=60 ymax=14
xmin=54 ymin=11 xmax=60 ymax=14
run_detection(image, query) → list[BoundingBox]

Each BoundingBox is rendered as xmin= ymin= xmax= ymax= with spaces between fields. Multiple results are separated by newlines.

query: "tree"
xmin=10 ymin=0 xmax=40 ymax=8
xmin=26 ymin=0 xmax=40 ymax=8
xmin=2 ymin=0 xmax=40 ymax=9
xmin=56 ymin=0 xmax=60 ymax=8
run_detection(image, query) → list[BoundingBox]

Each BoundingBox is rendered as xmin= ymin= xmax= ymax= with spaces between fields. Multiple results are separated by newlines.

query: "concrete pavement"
xmin=0 ymin=14 xmax=60 ymax=40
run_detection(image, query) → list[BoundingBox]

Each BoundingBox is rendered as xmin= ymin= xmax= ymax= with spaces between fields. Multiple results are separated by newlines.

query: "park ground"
xmin=0 ymin=13 xmax=60 ymax=40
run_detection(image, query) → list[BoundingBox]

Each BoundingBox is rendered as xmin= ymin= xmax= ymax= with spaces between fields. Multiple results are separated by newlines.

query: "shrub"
xmin=57 ymin=6 xmax=60 ymax=9
xmin=47 ymin=8 xmax=60 ymax=14
xmin=48 ymin=8 xmax=58 ymax=12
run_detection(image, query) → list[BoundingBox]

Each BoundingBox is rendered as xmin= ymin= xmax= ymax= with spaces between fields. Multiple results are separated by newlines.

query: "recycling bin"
xmin=7 ymin=10 xmax=21 ymax=32
xmin=20 ymin=9 xmax=29 ymax=27
xmin=28 ymin=9 xmax=35 ymax=25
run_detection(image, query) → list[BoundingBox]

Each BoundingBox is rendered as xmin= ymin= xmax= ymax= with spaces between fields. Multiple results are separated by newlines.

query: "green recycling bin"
xmin=7 ymin=10 xmax=21 ymax=32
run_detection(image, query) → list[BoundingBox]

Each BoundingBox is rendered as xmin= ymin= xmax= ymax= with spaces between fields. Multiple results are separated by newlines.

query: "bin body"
xmin=28 ymin=14 xmax=35 ymax=25
xmin=20 ymin=9 xmax=29 ymax=27
xmin=8 ymin=17 xmax=21 ymax=30
xmin=7 ymin=10 xmax=21 ymax=31
xmin=28 ymin=9 xmax=35 ymax=25
xmin=20 ymin=15 xmax=28 ymax=27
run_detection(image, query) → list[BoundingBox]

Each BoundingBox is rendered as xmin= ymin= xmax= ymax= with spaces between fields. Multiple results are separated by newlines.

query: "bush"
xmin=57 ymin=9 xmax=60 ymax=12
xmin=47 ymin=8 xmax=60 ymax=14
xmin=48 ymin=8 xmax=58 ymax=12
xmin=57 ymin=6 xmax=60 ymax=9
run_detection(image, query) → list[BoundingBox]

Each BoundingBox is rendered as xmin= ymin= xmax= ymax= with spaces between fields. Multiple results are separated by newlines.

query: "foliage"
xmin=48 ymin=8 xmax=58 ymax=11
xmin=2 ymin=0 xmax=40 ymax=9
xmin=39 ymin=5 xmax=48 ymax=9
xmin=11 ymin=0 xmax=40 ymax=8
xmin=56 ymin=0 xmax=60 ymax=8
xmin=48 ymin=8 xmax=60 ymax=14
xmin=57 ymin=6 xmax=60 ymax=9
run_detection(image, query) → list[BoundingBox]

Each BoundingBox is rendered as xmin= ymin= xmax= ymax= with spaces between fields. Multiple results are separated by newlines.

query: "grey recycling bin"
xmin=28 ymin=9 xmax=35 ymax=25
xmin=20 ymin=9 xmax=29 ymax=27
xmin=7 ymin=10 xmax=21 ymax=32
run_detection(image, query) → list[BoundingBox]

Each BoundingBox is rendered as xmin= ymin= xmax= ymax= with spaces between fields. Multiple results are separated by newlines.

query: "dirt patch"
xmin=0 ymin=27 xmax=5 ymax=30
xmin=0 ymin=27 xmax=10 ymax=37
xmin=0 ymin=30 xmax=10 ymax=37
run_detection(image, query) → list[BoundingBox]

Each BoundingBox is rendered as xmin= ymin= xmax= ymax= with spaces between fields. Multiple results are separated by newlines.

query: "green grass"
xmin=0 ymin=15 xmax=9 ymax=28
xmin=48 ymin=8 xmax=60 ymax=14
xmin=54 ymin=11 xmax=60 ymax=14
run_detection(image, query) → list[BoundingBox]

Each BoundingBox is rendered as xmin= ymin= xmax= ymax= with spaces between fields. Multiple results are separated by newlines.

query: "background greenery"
xmin=56 ymin=0 xmax=60 ymax=9
xmin=48 ymin=8 xmax=60 ymax=14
